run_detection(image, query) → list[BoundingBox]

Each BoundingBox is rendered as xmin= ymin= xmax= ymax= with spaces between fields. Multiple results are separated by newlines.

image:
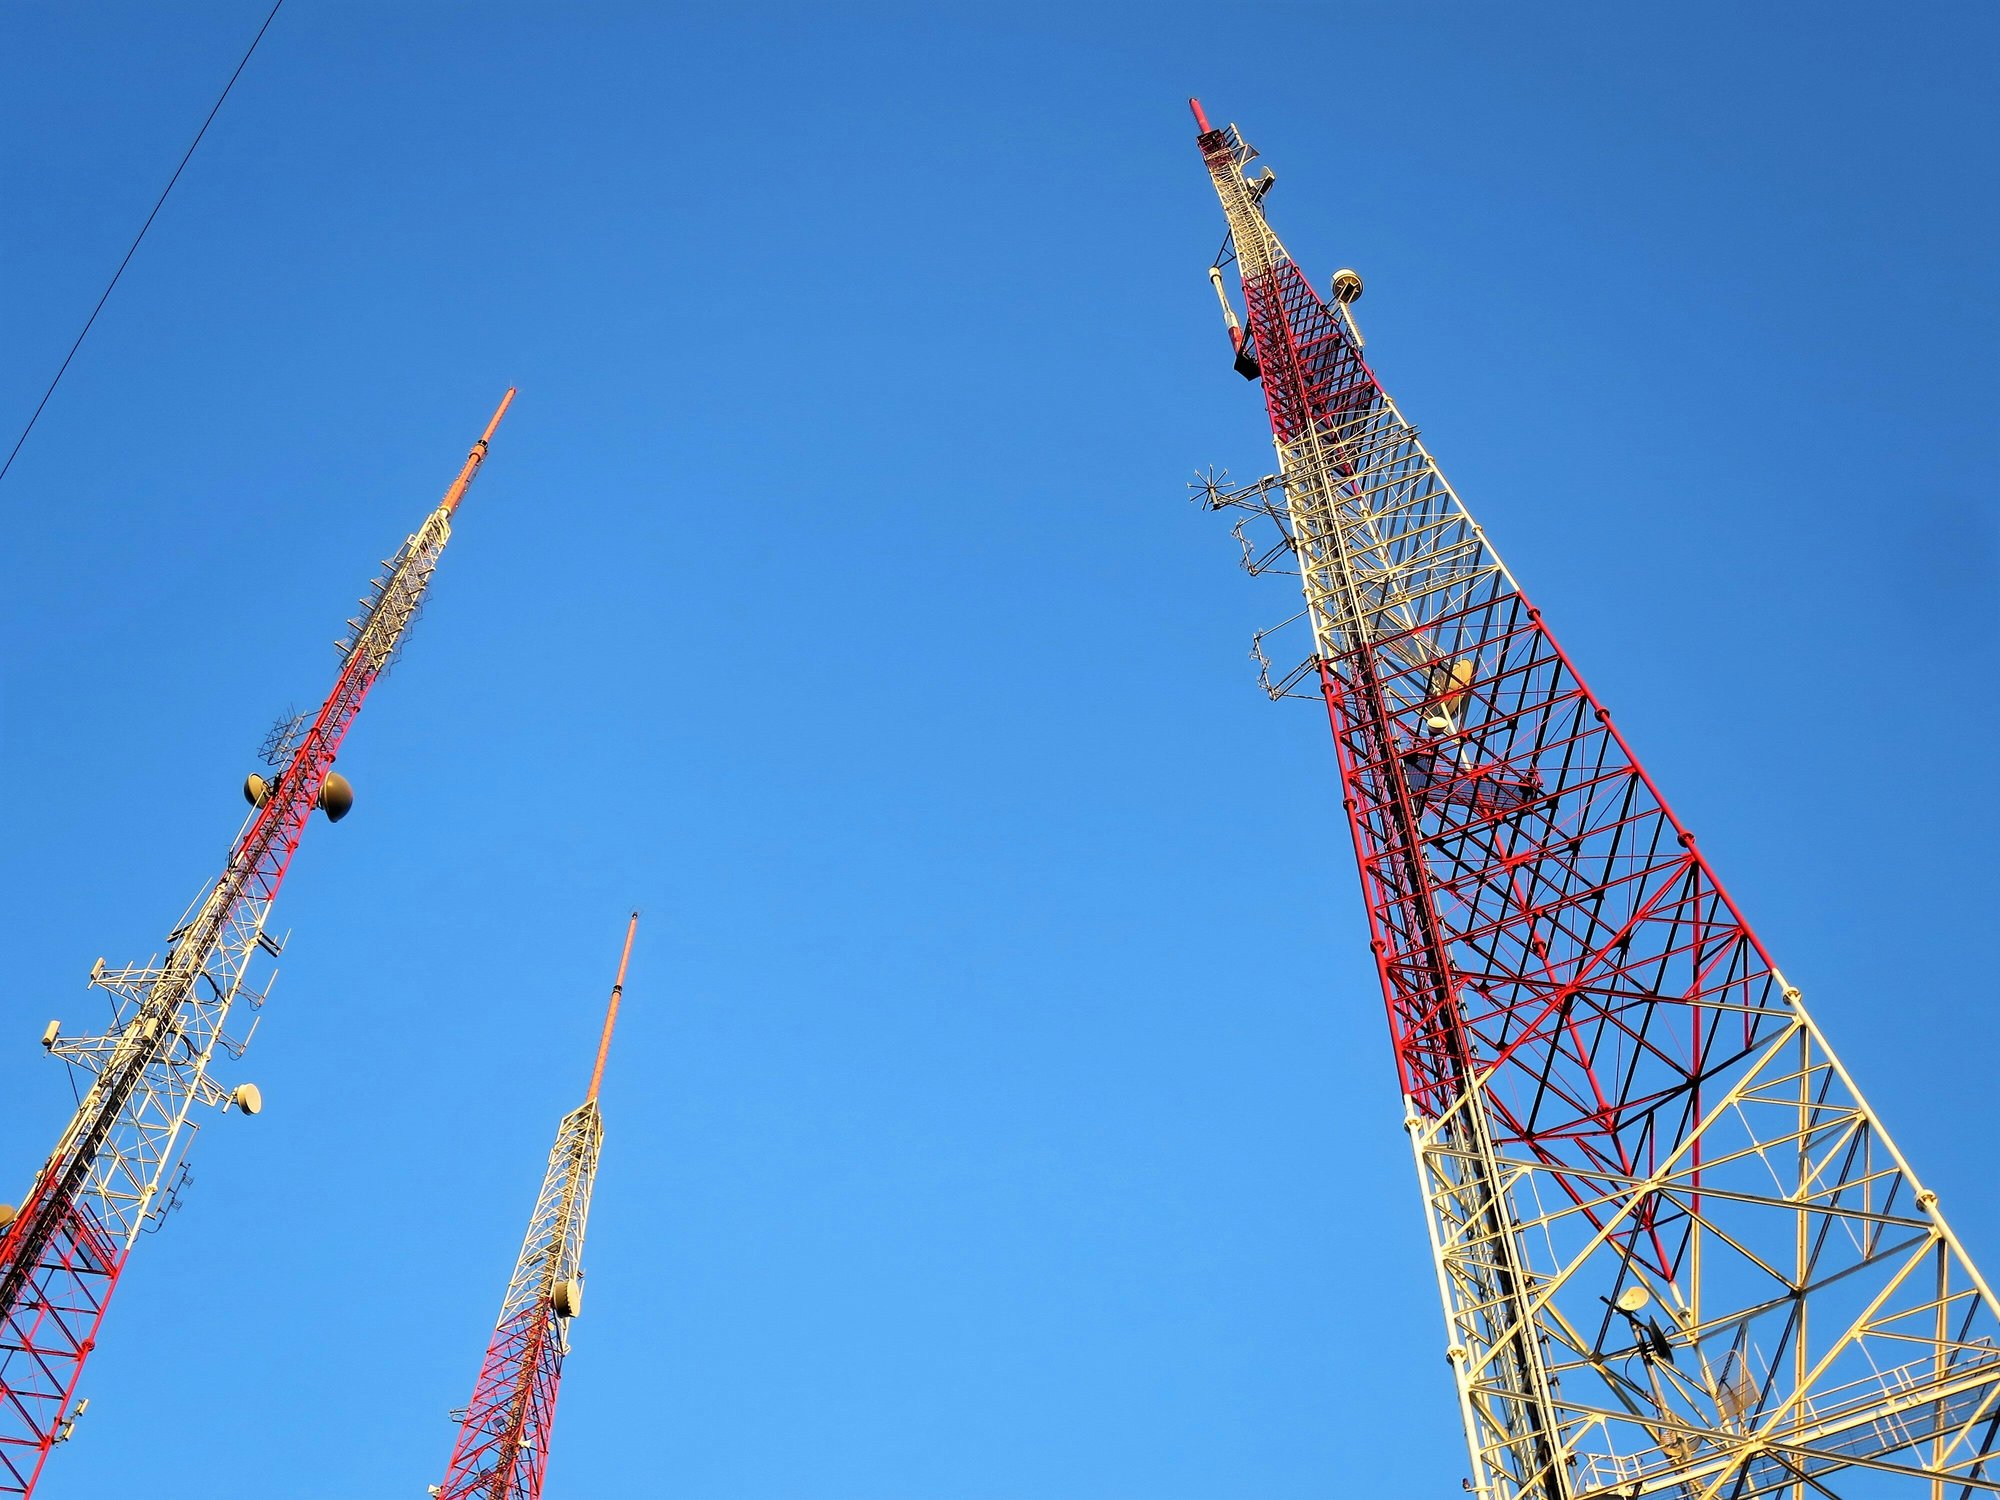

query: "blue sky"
xmin=2 ymin=3 xmax=1996 ymax=1496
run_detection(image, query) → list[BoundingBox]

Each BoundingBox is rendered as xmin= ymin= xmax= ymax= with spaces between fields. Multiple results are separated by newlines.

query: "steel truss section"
xmin=0 ymin=395 xmax=510 ymax=1496
xmin=436 ymin=914 xmax=632 ymax=1500
xmin=1191 ymin=108 xmax=2000 ymax=1500
xmin=438 ymin=1102 xmax=602 ymax=1500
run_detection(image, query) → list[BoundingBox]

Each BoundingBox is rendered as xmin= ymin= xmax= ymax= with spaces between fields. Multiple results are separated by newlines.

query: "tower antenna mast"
xmin=434 ymin=912 xmax=639 ymax=1500
xmin=0 ymin=391 xmax=515 ymax=1496
xmin=1187 ymin=99 xmax=2000 ymax=1500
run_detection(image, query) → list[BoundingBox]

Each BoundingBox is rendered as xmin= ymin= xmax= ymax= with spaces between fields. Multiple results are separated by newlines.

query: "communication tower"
xmin=432 ymin=913 xmax=639 ymax=1500
xmin=1188 ymin=98 xmax=2000 ymax=1499
xmin=0 ymin=392 xmax=515 ymax=1495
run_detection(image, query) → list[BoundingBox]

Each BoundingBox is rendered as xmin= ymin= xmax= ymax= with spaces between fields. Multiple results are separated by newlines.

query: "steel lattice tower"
xmin=1187 ymin=100 xmax=2000 ymax=1500
xmin=0 ymin=391 xmax=514 ymax=1495
xmin=434 ymin=912 xmax=638 ymax=1500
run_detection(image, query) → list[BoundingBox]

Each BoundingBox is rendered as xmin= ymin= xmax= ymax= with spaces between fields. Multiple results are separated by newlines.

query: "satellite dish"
xmin=0 ymin=1204 xmax=16 ymax=1230
xmin=232 ymin=1083 xmax=264 ymax=1116
xmin=1615 ymin=1285 xmax=1652 ymax=1314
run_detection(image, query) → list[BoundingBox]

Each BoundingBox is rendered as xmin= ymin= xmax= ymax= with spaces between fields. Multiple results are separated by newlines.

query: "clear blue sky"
xmin=2 ymin=4 xmax=1996 ymax=1496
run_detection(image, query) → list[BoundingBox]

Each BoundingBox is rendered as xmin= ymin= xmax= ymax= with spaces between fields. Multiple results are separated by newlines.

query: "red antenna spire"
xmin=1188 ymin=106 xmax=2000 ymax=1500
xmin=0 ymin=395 xmax=514 ymax=1495
xmin=435 ymin=914 xmax=640 ymax=1500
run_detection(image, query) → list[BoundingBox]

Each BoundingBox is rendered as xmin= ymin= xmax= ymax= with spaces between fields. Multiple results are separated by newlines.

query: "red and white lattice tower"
xmin=1188 ymin=100 xmax=2000 ymax=1500
xmin=433 ymin=913 xmax=638 ymax=1500
xmin=0 ymin=391 xmax=514 ymax=1495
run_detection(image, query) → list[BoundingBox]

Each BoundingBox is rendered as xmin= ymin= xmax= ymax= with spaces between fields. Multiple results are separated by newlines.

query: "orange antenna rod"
xmin=586 ymin=911 xmax=640 ymax=1104
xmin=440 ymin=387 xmax=516 ymax=515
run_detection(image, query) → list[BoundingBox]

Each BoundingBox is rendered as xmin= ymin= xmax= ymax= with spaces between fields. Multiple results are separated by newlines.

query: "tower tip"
xmin=585 ymin=912 xmax=641 ymax=1104
xmin=1189 ymin=98 xmax=1212 ymax=134
xmin=483 ymin=388 xmax=517 ymax=441
xmin=440 ymin=389 xmax=517 ymax=516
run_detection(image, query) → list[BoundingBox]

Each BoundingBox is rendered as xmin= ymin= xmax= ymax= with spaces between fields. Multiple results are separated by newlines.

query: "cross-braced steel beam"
xmin=1189 ymin=101 xmax=2000 ymax=1500
xmin=0 ymin=392 xmax=513 ymax=1495
xmin=435 ymin=913 xmax=636 ymax=1500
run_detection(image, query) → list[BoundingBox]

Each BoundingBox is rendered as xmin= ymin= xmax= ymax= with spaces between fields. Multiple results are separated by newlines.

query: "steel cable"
xmin=0 ymin=0 xmax=286 ymax=486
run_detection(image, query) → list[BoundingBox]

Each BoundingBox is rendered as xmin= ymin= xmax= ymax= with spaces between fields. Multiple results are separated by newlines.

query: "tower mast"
xmin=0 ymin=391 xmax=515 ymax=1496
xmin=1188 ymin=100 xmax=2000 ymax=1500
xmin=435 ymin=913 xmax=639 ymax=1500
